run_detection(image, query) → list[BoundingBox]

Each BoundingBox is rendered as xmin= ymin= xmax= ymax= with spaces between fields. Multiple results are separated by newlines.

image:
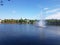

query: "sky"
xmin=0 ymin=0 xmax=60 ymax=19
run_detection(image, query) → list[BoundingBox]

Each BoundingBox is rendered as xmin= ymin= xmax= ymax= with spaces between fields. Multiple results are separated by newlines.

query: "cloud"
xmin=45 ymin=12 xmax=60 ymax=19
xmin=46 ymin=8 xmax=60 ymax=13
xmin=43 ymin=8 xmax=49 ymax=10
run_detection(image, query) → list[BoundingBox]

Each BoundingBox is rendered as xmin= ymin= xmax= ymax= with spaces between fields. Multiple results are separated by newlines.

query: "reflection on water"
xmin=0 ymin=24 xmax=60 ymax=45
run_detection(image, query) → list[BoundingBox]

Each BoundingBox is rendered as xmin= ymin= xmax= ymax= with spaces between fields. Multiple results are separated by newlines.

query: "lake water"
xmin=0 ymin=24 xmax=60 ymax=45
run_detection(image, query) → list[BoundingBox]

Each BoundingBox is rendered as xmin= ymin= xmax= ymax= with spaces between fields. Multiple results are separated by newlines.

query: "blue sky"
xmin=0 ymin=0 xmax=60 ymax=19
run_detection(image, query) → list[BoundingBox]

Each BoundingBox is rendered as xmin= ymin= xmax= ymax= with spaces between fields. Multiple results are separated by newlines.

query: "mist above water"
xmin=38 ymin=20 xmax=46 ymax=27
xmin=35 ymin=14 xmax=46 ymax=27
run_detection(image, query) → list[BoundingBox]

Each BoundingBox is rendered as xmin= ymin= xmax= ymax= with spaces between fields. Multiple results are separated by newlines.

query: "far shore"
xmin=0 ymin=19 xmax=60 ymax=25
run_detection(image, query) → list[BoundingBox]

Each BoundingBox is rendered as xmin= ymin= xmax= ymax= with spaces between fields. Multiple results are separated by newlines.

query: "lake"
xmin=0 ymin=24 xmax=60 ymax=45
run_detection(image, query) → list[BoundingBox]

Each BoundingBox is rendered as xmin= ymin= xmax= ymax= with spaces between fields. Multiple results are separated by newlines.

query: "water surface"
xmin=0 ymin=24 xmax=60 ymax=45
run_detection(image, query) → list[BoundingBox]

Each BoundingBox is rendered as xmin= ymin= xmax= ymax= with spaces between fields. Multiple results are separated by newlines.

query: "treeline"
xmin=1 ymin=19 xmax=60 ymax=25
xmin=1 ymin=18 xmax=36 ymax=24
xmin=46 ymin=19 xmax=60 ymax=25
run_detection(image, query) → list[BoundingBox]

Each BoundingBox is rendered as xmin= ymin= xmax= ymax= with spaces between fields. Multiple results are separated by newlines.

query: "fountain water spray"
xmin=36 ymin=10 xmax=46 ymax=28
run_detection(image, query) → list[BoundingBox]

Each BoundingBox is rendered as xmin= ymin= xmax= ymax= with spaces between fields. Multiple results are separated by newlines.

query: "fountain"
xmin=38 ymin=20 xmax=45 ymax=28
xmin=36 ymin=10 xmax=46 ymax=28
